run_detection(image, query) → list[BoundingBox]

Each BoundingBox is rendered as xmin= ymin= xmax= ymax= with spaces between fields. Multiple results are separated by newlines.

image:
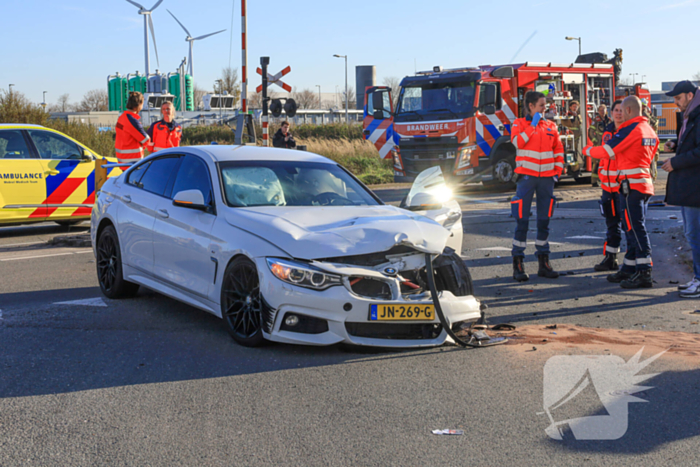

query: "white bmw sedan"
xmin=91 ymin=145 xmax=481 ymax=347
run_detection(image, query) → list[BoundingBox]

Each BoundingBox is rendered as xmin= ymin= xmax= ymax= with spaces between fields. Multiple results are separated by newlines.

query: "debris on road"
xmin=48 ymin=234 xmax=92 ymax=248
xmin=431 ymin=429 xmax=464 ymax=435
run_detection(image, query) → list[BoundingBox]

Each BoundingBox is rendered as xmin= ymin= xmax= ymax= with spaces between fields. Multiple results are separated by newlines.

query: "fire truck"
xmin=363 ymin=62 xmax=617 ymax=187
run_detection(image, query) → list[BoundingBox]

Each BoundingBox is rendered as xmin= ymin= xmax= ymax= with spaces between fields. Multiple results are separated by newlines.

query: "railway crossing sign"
xmin=256 ymin=66 xmax=292 ymax=93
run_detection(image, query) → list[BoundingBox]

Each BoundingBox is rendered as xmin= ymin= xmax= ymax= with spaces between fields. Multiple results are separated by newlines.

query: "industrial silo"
xmin=355 ymin=66 xmax=376 ymax=111
xmin=128 ymin=72 xmax=147 ymax=94
xmin=107 ymin=73 xmax=128 ymax=111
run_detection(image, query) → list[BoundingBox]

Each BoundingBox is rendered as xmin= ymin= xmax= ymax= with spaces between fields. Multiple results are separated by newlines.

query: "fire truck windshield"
xmin=395 ymin=81 xmax=476 ymax=122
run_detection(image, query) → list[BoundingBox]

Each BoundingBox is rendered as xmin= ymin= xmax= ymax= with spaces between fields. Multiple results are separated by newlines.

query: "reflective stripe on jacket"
xmin=511 ymin=116 xmax=565 ymax=177
xmin=146 ymin=119 xmax=182 ymax=153
xmin=584 ymin=116 xmax=658 ymax=196
xmin=115 ymin=110 xmax=149 ymax=160
xmin=597 ymin=123 xmax=620 ymax=193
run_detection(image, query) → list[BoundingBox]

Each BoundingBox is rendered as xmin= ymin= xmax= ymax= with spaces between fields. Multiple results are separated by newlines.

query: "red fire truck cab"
xmin=363 ymin=62 xmax=617 ymax=187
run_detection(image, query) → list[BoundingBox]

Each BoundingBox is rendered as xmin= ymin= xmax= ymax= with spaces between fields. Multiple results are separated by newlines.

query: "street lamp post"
xmin=8 ymin=84 xmax=15 ymax=95
xmin=215 ymin=79 xmax=223 ymax=123
xmin=333 ymin=54 xmax=348 ymax=124
xmin=641 ymin=75 xmax=646 ymax=83
xmin=565 ymin=36 xmax=581 ymax=56
xmin=630 ymin=73 xmax=639 ymax=86
xmin=41 ymin=91 xmax=47 ymax=112
xmin=315 ymin=85 xmax=321 ymax=110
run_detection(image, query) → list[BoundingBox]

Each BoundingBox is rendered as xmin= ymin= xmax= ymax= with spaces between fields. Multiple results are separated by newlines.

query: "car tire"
xmin=96 ymin=225 xmax=139 ymax=299
xmin=220 ymin=256 xmax=266 ymax=347
xmin=431 ymin=247 xmax=474 ymax=296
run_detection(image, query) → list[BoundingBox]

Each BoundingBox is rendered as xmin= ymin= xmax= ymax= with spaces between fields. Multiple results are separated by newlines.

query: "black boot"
xmin=607 ymin=270 xmax=633 ymax=283
xmin=594 ymin=253 xmax=619 ymax=271
xmin=620 ymin=269 xmax=653 ymax=289
xmin=537 ymin=254 xmax=559 ymax=279
xmin=513 ymin=256 xmax=529 ymax=282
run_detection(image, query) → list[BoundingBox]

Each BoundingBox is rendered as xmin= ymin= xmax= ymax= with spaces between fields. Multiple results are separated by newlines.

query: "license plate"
xmin=369 ymin=304 xmax=434 ymax=321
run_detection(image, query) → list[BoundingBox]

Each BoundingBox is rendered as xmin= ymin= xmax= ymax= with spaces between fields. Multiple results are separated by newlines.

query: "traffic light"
xmin=270 ymin=99 xmax=283 ymax=118
xmin=269 ymin=98 xmax=298 ymax=118
xmin=284 ymin=98 xmax=297 ymax=117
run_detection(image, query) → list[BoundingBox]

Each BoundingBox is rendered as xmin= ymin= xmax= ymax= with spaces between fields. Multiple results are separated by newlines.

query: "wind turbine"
xmin=167 ymin=9 xmax=225 ymax=77
xmin=125 ymin=0 xmax=163 ymax=76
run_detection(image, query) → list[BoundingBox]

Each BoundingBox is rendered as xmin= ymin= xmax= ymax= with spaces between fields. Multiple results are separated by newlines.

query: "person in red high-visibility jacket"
xmin=508 ymin=91 xmax=565 ymax=283
xmin=583 ymin=96 xmax=659 ymax=289
xmin=115 ymin=92 xmax=150 ymax=162
xmin=589 ymin=99 xmax=624 ymax=272
xmin=146 ymin=101 xmax=182 ymax=153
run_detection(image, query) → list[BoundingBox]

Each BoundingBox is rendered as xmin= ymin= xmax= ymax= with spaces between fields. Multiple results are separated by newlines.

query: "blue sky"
xmin=1 ymin=0 xmax=698 ymax=106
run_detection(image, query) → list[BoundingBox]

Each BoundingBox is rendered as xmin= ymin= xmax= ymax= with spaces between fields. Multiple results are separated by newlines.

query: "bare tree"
xmin=292 ymin=88 xmax=319 ymax=109
xmin=49 ymin=94 xmax=72 ymax=113
xmin=340 ymin=86 xmax=356 ymax=110
xmin=220 ymin=67 xmax=241 ymax=106
xmin=693 ymin=71 xmax=700 ymax=83
xmin=382 ymin=76 xmax=401 ymax=110
xmin=193 ymin=84 xmax=207 ymax=110
xmin=248 ymin=92 xmax=263 ymax=109
xmin=76 ymin=89 xmax=108 ymax=112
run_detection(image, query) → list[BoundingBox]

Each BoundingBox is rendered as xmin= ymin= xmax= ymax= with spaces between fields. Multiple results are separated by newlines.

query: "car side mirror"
xmin=403 ymin=191 xmax=442 ymax=211
xmin=173 ymin=189 xmax=208 ymax=211
xmin=373 ymin=110 xmax=385 ymax=120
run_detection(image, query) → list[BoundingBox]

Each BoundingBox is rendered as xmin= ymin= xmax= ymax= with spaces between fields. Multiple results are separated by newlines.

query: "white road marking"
xmin=476 ymin=241 xmax=563 ymax=251
xmin=0 ymin=241 xmax=46 ymax=248
xmin=0 ymin=249 xmax=92 ymax=262
xmin=53 ymin=298 xmax=107 ymax=307
xmin=566 ymin=235 xmax=605 ymax=239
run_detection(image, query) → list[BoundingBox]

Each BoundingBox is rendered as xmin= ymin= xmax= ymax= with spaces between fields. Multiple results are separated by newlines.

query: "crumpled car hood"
xmin=225 ymin=205 xmax=450 ymax=259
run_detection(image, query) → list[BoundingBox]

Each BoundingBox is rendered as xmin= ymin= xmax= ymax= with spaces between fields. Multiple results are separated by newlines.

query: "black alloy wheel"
xmin=221 ymin=257 xmax=266 ymax=347
xmin=96 ymin=225 xmax=139 ymax=299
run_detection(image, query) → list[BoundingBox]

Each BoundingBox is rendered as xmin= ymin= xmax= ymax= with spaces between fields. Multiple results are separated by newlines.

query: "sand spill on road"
xmin=490 ymin=324 xmax=700 ymax=363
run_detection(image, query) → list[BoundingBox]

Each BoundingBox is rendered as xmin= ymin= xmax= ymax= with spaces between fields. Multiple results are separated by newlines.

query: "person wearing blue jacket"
xmin=662 ymin=81 xmax=700 ymax=298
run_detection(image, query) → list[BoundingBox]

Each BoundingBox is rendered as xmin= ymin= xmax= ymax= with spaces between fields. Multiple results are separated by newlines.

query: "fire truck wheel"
xmin=486 ymin=155 xmax=516 ymax=188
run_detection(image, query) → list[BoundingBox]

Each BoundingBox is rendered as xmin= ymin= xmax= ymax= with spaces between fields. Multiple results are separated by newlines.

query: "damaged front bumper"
xmin=255 ymin=253 xmax=482 ymax=348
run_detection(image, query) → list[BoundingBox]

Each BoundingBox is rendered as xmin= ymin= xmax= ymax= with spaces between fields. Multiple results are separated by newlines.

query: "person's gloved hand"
xmin=531 ymin=112 xmax=542 ymax=127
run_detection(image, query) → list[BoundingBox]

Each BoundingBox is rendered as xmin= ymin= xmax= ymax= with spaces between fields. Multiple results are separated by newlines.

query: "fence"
xmin=654 ymin=105 xmax=680 ymax=139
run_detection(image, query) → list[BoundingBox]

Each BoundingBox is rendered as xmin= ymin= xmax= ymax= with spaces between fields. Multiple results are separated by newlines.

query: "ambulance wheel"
xmin=96 ymin=225 xmax=139 ymax=299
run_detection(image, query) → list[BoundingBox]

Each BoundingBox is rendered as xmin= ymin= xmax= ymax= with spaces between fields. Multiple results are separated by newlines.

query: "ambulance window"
xmin=137 ymin=156 xmax=180 ymax=197
xmin=0 ymin=130 xmax=32 ymax=159
xmin=28 ymin=130 xmax=82 ymax=160
xmin=170 ymin=155 xmax=213 ymax=205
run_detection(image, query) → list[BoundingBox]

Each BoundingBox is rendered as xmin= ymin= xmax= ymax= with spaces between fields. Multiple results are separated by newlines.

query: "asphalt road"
xmin=1 ymin=167 xmax=699 ymax=466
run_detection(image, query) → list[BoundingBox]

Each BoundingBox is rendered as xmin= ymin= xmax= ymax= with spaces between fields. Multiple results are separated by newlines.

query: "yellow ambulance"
xmin=0 ymin=124 xmax=121 ymax=226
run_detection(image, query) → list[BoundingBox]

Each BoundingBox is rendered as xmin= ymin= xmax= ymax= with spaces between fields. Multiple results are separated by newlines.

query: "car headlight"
xmin=266 ymin=258 xmax=342 ymax=290
xmin=456 ymin=146 xmax=475 ymax=169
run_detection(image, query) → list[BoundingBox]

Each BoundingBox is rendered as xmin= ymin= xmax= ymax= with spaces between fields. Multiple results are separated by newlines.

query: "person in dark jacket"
xmin=662 ymin=80 xmax=700 ymax=298
xmin=272 ymin=121 xmax=296 ymax=149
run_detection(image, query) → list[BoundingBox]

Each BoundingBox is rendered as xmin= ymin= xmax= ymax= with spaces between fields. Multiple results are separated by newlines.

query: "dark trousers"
xmin=621 ymin=188 xmax=652 ymax=272
xmin=511 ymin=175 xmax=556 ymax=257
xmin=599 ymin=191 xmax=622 ymax=254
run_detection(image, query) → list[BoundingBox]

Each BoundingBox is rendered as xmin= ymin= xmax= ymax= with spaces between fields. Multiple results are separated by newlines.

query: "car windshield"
xmin=396 ymin=81 xmax=476 ymax=122
xmin=219 ymin=161 xmax=380 ymax=207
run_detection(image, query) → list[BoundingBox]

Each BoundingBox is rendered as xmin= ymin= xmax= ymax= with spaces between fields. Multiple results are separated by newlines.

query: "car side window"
xmin=126 ymin=161 xmax=151 ymax=188
xmin=170 ymin=155 xmax=213 ymax=205
xmin=136 ymin=156 xmax=180 ymax=196
xmin=28 ymin=130 xmax=83 ymax=160
xmin=0 ymin=130 xmax=32 ymax=159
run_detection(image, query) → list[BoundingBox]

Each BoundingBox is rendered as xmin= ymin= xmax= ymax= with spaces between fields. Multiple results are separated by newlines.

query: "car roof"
xmin=173 ymin=145 xmax=336 ymax=164
xmin=0 ymin=124 xmax=47 ymax=129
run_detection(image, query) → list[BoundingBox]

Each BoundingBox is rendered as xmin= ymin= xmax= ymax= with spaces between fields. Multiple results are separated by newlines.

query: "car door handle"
xmin=44 ymin=169 xmax=60 ymax=176
xmin=122 ymin=195 xmax=131 ymax=203
xmin=157 ymin=209 xmax=169 ymax=218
